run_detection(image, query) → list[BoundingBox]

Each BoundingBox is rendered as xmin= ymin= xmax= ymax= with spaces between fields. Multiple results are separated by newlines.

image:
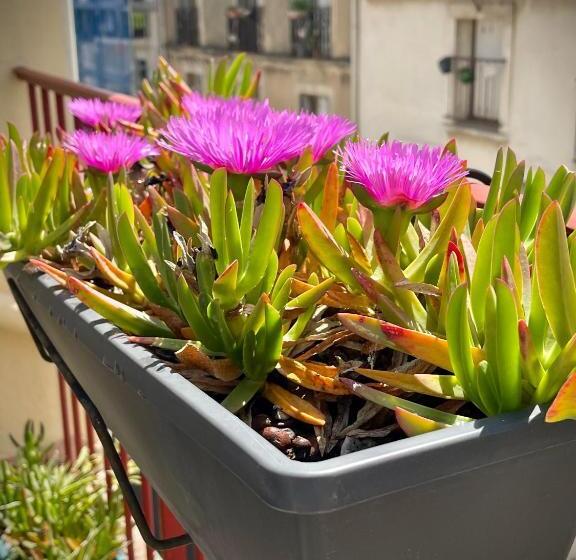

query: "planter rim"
xmin=8 ymin=262 xmax=576 ymax=515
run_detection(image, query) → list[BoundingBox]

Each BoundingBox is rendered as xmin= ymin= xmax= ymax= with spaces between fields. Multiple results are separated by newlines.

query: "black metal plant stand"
xmin=8 ymin=278 xmax=193 ymax=553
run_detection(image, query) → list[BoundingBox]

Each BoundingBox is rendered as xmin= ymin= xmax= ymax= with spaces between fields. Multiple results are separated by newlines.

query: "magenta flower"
xmin=341 ymin=140 xmax=468 ymax=209
xmin=64 ymin=130 xmax=158 ymax=174
xmin=160 ymin=95 xmax=315 ymax=174
xmin=301 ymin=113 xmax=356 ymax=162
xmin=68 ymin=98 xmax=141 ymax=128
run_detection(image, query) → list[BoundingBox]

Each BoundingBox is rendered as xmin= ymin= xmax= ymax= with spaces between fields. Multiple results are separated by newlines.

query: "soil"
xmin=149 ymin=341 xmax=485 ymax=463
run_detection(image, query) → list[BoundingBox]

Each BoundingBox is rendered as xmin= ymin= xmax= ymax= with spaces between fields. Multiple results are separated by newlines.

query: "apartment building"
xmin=74 ymin=0 xmax=165 ymax=93
xmin=353 ymin=0 xmax=576 ymax=174
xmin=162 ymin=0 xmax=351 ymax=116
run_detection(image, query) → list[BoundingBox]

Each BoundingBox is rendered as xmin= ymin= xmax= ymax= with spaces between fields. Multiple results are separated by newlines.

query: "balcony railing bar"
xmin=41 ymin=88 xmax=52 ymax=135
xmin=57 ymin=374 xmax=73 ymax=460
xmin=27 ymin=83 xmax=39 ymax=132
xmin=120 ymin=446 xmax=136 ymax=560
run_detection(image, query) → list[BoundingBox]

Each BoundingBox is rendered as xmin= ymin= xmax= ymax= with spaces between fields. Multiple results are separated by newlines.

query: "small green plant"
xmin=0 ymin=423 xmax=124 ymax=559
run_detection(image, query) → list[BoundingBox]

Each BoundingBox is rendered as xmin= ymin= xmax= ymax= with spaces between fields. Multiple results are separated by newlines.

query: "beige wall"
xmin=0 ymin=0 xmax=75 ymax=456
xmin=355 ymin=0 xmax=576 ymax=175
xmin=0 ymin=278 xmax=63 ymax=458
xmin=169 ymin=47 xmax=351 ymax=117
xmin=198 ymin=0 xmax=229 ymax=48
xmin=261 ymin=0 xmax=291 ymax=54
xmin=0 ymin=0 xmax=77 ymax=137
xmin=257 ymin=56 xmax=351 ymax=116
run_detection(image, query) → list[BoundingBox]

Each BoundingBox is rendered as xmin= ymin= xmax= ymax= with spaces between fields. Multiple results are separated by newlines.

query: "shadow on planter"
xmin=5 ymin=263 xmax=576 ymax=560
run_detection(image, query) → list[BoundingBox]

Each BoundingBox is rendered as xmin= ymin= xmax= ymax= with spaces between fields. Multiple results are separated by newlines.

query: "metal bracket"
xmin=8 ymin=278 xmax=193 ymax=552
xmin=467 ymin=168 xmax=492 ymax=186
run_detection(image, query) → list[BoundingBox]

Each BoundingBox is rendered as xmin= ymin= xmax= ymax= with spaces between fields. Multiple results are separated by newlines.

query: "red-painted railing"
xmin=13 ymin=66 xmax=203 ymax=560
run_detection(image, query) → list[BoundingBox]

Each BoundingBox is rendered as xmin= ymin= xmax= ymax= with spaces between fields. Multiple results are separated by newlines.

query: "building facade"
xmin=74 ymin=0 xmax=165 ymax=93
xmin=162 ymin=0 xmax=351 ymax=116
xmin=353 ymin=0 xmax=576 ymax=174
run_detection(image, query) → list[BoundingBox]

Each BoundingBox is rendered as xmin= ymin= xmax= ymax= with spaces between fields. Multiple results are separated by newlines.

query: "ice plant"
xmin=0 ymin=129 xmax=93 ymax=267
xmin=341 ymin=139 xmax=467 ymax=210
xmin=6 ymin=53 xmax=576 ymax=462
xmin=160 ymin=95 xmax=314 ymax=174
xmin=68 ymin=97 xmax=141 ymax=128
xmin=0 ymin=423 xmax=124 ymax=558
xmin=301 ymin=112 xmax=356 ymax=162
xmin=64 ymin=130 xmax=158 ymax=174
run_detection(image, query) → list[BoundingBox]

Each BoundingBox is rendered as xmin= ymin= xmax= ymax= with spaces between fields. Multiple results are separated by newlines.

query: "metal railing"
xmin=291 ymin=6 xmax=331 ymax=59
xmin=227 ymin=6 xmax=260 ymax=53
xmin=175 ymin=6 xmax=199 ymax=47
xmin=452 ymin=56 xmax=506 ymax=125
xmin=12 ymin=66 xmax=202 ymax=560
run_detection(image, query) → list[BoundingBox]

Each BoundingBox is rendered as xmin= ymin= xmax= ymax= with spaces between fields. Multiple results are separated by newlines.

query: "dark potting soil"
xmin=148 ymin=342 xmax=485 ymax=463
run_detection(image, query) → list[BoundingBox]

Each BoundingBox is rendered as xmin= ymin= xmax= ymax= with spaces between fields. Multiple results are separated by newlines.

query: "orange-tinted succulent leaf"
xmin=319 ymin=162 xmax=340 ymax=232
xmin=339 ymin=314 xmax=485 ymax=372
xmin=263 ymin=382 xmax=326 ymax=426
xmin=395 ymin=407 xmax=450 ymax=437
xmin=546 ymin=371 xmax=576 ymax=423
xmin=28 ymin=258 xmax=68 ymax=287
xmin=278 ymin=356 xmax=349 ymax=394
xmin=176 ymin=342 xmax=241 ymax=381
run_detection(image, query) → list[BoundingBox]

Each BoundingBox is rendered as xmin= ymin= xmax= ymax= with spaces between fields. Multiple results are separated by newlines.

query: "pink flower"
xmin=68 ymin=98 xmax=141 ymax=128
xmin=300 ymin=113 xmax=356 ymax=162
xmin=160 ymin=95 xmax=314 ymax=174
xmin=64 ymin=130 xmax=158 ymax=174
xmin=341 ymin=140 xmax=468 ymax=209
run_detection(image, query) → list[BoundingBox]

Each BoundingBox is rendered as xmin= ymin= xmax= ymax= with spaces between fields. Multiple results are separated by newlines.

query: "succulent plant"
xmin=3 ymin=54 xmax=576 ymax=459
xmin=0 ymin=423 xmax=124 ymax=559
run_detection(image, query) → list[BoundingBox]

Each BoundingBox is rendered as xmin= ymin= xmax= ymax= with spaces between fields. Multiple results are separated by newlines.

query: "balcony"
xmin=452 ymin=55 xmax=506 ymax=128
xmin=290 ymin=5 xmax=331 ymax=59
xmin=226 ymin=5 xmax=260 ymax=53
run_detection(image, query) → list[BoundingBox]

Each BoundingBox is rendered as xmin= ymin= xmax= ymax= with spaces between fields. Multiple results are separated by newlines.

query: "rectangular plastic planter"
xmin=6 ymin=262 xmax=576 ymax=560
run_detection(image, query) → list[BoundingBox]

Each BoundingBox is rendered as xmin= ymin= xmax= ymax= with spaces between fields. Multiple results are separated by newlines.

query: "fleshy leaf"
xmin=535 ymin=202 xmax=576 ymax=346
xmin=342 ymin=379 xmax=472 ymax=426
xmin=297 ymin=202 xmax=360 ymax=290
xmin=356 ymin=368 xmax=465 ymax=399
xmin=545 ymin=371 xmax=576 ymax=423
xmin=263 ymin=382 xmax=326 ymax=426
xmin=339 ymin=313 xmax=483 ymax=372
xmin=395 ymin=407 xmax=451 ymax=437
xmin=67 ymin=276 xmax=173 ymax=337
xmin=277 ymin=356 xmax=349 ymax=395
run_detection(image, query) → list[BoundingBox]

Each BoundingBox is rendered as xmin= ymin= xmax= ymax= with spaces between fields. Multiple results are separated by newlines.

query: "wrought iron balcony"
xmin=452 ymin=55 xmax=506 ymax=126
xmin=227 ymin=5 xmax=260 ymax=53
xmin=290 ymin=5 xmax=331 ymax=59
xmin=175 ymin=5 xmax=199 ymax=47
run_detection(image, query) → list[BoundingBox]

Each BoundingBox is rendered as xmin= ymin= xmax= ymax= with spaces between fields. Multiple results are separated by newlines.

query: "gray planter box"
xmin=6 ymin=262 xmax=576 ymax=560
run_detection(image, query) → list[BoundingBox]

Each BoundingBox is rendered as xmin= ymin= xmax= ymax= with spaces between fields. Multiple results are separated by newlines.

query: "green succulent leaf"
xmin=342 ymin=379 xmax=472 ymax=427
xmin=239 ymin=180 xmax=283 ymax=294
xmin=535 ymin=202 xmax=576 ymax=346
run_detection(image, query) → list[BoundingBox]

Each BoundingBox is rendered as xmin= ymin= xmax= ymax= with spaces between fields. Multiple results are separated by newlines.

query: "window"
xmin=227 ymin=0 xmax=260 ymax=53
xmin=299 ymin=94 xmax=330 ymax=114
xmin=186 ymin=72 xmax=203 ymax=91
xmin=136 ymin=59 xmax=148 ymax=82
xmin=132 ymin=10 xmax=148 ymax=38
xmin=290 ymin=0 xmax=331 ymax=59
xmin=453 ymin=19 xmax=506 ymax=126
xmin=176 ymin=0 xmax=199 ymax=46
